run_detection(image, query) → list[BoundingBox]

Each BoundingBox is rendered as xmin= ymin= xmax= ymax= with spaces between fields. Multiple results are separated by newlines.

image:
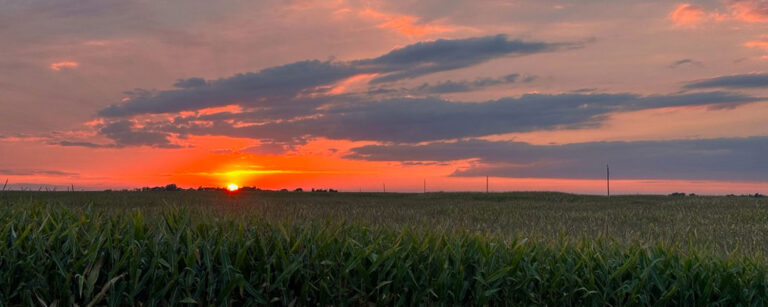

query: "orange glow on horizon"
xmin=227 ymin=183 xmax=239 ymax=191
xmin=3 ymin=133 xmax=765 ymax=195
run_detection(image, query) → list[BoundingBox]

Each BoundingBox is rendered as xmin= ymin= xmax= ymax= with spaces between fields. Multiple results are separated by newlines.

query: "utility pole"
xmin=383 ymin=183 xmax=386 ymax=193
xmin=606 ymin=164 xmax=610 ymax=198
xmin=423 ymin=179 xmax=426 ymax=193
xmin=486 ymin=176 xmax=489 ymax=193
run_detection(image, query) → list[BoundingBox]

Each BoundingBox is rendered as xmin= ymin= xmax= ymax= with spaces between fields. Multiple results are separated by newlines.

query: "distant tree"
xmin=165 ymin=184 xmax=179 ymax=191
xmin=294 ymin=188 xmax=303 ymax=192
xmin=668 ymin=192 xmax=686 ymax=197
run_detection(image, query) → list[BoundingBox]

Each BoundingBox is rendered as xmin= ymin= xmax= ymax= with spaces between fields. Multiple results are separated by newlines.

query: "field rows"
xmin=1 ymin=192 xmax=767 ymax=305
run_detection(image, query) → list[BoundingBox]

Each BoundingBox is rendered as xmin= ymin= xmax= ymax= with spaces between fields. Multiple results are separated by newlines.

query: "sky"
xmin=1 ymin=0 xmax=767 ymax=194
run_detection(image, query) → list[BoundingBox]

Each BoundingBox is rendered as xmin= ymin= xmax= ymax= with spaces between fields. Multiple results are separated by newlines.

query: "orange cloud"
xmin=50 ymin=61 xmax=79 ymax=71
xmin=729 ymin=0 xmax=768 ymax=22
xmin=744 ymin=38 xmax=768 ymax=50
xmin=669 ymin=3 xmax=730 ymax=27
xmin=669 ymin=3 xmax=707 ymax=27
xmin=743 ymin=38 xmax=768 ymax=58
xmin=360 ymin=8 xmax=454 ymax=38
xmin=669 ymin=1 xmax=768 ymax=26
xmin=327 ymin=73 xmax=378 ymax=95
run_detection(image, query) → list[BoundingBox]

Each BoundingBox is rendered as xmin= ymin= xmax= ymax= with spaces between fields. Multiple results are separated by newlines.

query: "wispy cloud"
xmin=684 ymin=73 xmax=768 ymax=89
xmin=359 ymin=8 xmax=457 ymax=38
xmin=668 ymin=58 xmax=703 ymax=68
xmin=0 ymin=168 xmax=78 ymax=177
xmin=369 ymin=74 xmax=534 ymax=95
xmin=744 ymin=38 xmax=768 ymax=53
xmin=669 ymin=3 xmax=709 ymax=27
xmin=668 ymin=1 xmax=768 ymax=56
xmin=729 ymin=0 xmax=768 ymax=22
xmin=49 ymin=61 xmax=78 ymax=71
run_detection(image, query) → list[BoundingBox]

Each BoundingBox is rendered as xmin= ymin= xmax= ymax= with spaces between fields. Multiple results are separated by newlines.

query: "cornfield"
xmin=1 ymin=191 xmax=767 ymax=305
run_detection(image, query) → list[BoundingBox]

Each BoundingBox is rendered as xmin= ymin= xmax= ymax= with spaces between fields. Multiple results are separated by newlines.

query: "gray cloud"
xmin=98 ymin=120 xmax=180 ymax=148
xmin=684 ymin=73 xmax=768 ymax=89
xmin=370 ymin=74 xmax=534 ymax=95
xmin=99 ymin=60 xmax=359 ymax=117
xmin=570 ymin=88 xmax=599 ymax=93
xmin=202 ymin=91 xmax=759 ymax=143
xmin=54 ymin=141 xmax=113 ymax=148
xmin=669 ymin=58 xmax=702 ymax=68
xmin=173 ymin=77 xmax=207 ymax=89
xmin=358 ymin=35 xmax=573 ymax=83
xmin=240 ymin=142 xmax=297 ymax=155
xmin=98 ymin=35 xmax=576 ymax=118
xmin=0 ymin=168 xmax=79 ymax=177
xmin=347 ymin=137 xmax=768 ymax=181
xmin=93 ymin=91 xmax=761 ymax=148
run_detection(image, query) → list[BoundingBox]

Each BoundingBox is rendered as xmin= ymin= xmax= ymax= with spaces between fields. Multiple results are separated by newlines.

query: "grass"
xmin=1 ymin=191 xmax=767 ymax=305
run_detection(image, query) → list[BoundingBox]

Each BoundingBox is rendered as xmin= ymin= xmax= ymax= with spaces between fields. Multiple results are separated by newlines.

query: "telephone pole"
xmin=486 ymin=176 xmax=489 ymax=193
xmin=423 ymin=179 xmax=426 ymax=193
xmin=606 ymin=164 xmax=610 ymax=197
xmin=383 ymin=183 xmax=386 ymax=193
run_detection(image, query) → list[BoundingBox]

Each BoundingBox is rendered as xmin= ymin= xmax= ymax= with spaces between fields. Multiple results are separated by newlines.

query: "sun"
xmin=227 ymin=183 xmax=239 ymax=192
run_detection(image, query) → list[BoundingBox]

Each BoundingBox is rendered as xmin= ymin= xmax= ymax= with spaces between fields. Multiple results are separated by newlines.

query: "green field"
xmin=1 ymin=191 xmax=768 ymax=305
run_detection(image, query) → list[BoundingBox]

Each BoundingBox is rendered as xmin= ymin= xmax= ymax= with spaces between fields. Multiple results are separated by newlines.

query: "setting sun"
xmin=227 ymin=183 xmax=239 ymax=192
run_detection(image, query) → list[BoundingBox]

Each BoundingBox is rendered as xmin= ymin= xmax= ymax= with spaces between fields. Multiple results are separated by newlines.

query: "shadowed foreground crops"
xmin=1 ymin=191 xmax=767 ymax=305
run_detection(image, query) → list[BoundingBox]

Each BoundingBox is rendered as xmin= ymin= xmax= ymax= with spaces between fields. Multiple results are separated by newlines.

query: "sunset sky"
xmin=1 ymin=0 xmax=767 ymax=194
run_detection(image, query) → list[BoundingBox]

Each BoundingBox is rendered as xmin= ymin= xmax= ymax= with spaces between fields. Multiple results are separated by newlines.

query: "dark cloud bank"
xmin=64 ymin=35 xmax=768 ymax=181
xmin=98 ymin=91 xmax=759 ymax=146
xmin=348 ymin=137 xmax=768 ymax=181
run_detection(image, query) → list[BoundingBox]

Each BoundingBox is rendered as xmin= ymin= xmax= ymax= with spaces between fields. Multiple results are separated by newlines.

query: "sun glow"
xmin=227 ymin=183 xmax=239 ymax=192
